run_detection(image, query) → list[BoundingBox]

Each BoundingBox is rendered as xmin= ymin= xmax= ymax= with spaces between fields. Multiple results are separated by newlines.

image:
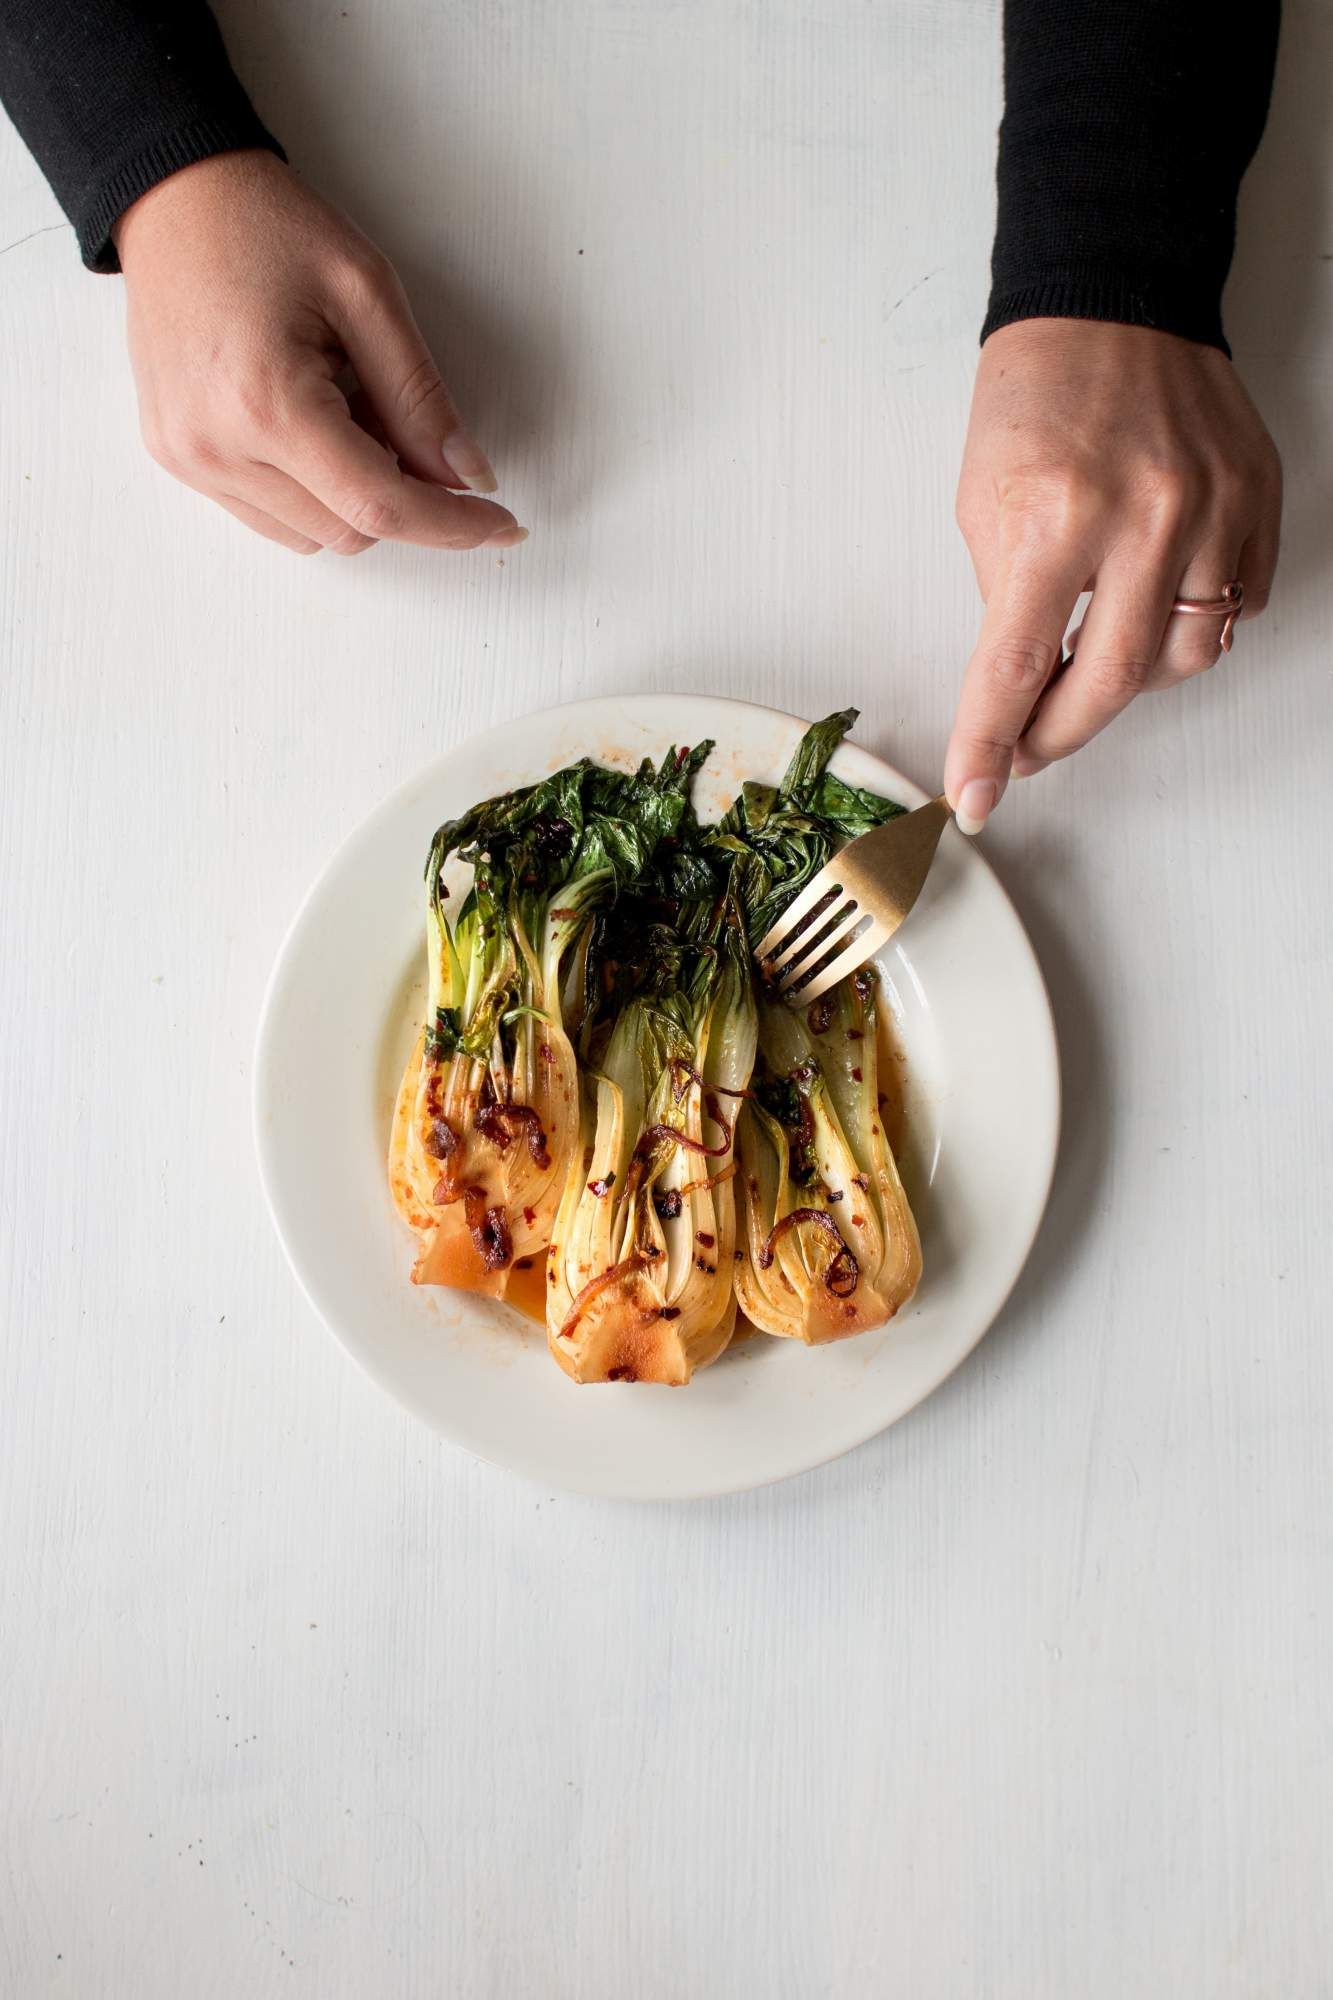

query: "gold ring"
xmin=1170 ymin=580 xmax=1245 ymax=652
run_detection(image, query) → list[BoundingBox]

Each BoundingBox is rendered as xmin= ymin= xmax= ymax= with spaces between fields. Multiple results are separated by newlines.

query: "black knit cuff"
xmin=77 ymin=116 xmax=286 ymax=274
xmin=982 ymin=272 xmax=1230 ymax=358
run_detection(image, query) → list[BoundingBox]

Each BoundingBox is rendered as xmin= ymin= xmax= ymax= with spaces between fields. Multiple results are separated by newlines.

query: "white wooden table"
xmin=3 ymin=3 xmax=1330 ymax=1993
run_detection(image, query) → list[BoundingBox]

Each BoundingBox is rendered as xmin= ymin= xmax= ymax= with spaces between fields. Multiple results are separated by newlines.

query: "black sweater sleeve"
xmin=0 ymin=1 xmax=283 ymax=273
xmin=985 ymin=0 xmax=1281 ymax=355
xmin=0 ymin=0 xmax=1281 ymax=347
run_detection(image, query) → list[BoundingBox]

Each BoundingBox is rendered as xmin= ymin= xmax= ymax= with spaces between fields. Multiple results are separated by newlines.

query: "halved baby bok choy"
xmin=717 ymin=709 xmax=922 ymax=1342
xmin=734 ymin=966 xmax=920 ymax=1342
xmin=546 ymin=889 xmax=757 ymax=1383
xmin=390 ymin=748 xmax=710 ymax=1309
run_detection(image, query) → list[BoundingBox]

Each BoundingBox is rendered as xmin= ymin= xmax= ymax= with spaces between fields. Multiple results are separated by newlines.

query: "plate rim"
xmin=254 ymin=692 xmax=1061 ymax=1499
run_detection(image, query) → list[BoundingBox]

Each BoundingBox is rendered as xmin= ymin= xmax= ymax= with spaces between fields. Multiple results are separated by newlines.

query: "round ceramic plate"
xmin=255 ymin=696 xmax=1058 ymax=1499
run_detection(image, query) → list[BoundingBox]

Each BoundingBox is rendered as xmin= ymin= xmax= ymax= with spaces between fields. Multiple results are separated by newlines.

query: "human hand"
xmin=112 ymin=149 xmax=526 ymax=555
xmin=945 ymin=320 xmax=1280 ymax=831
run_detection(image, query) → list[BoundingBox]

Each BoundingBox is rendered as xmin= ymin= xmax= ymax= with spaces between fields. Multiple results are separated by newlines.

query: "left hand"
xmin=945 ymin=319 xmax=1281 ymax=832
xmin=113 ymin=151 xmax=525 ymax=556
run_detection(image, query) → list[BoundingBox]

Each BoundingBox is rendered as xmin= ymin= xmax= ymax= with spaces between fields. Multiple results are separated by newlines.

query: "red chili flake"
xmin=694 ymin=1257 xmax=715 ymax=1274
xmin=696 ymin=1231 xmax=715 ymax=1248
xmin=547 ymin=1270 xmax=556 ymax=1285
xmin=587 ymin=1171 xmax=616 ymax=1197
xmin=549 ymin=908 xmax=576 ymax=919
xmin=851 ymin=1214 xmax=866 ymax=1227
xmin=807 ymin=995 xmax=835 ymax=1035
xmin=539 ymin=1042 xmax=554 ymax=1066
xmin=850 ymin=1066 xmax=863 ymax=1083
xmin=523 ymin=1205 xmax=537 ymax=1226
xmin=847 ymin=1028 xmax=864 ymax=1042
xmin=851 ymin=1173 xmax=869 ymax=1191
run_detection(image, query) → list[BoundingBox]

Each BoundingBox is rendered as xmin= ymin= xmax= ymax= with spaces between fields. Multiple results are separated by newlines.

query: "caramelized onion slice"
xmin=757 ymin=1207 xmax=859 ymax=1298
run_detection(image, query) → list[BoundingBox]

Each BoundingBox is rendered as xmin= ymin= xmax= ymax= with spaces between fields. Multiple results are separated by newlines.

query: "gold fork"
xmin=754 ymin=794 xmax=954 ymax=1002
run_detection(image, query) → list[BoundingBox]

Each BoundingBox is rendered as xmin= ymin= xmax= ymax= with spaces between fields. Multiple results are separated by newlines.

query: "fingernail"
xmin=954 ymin=778 xmax=998 ymax=837
xmin=442 ymin=429 xmax=499 ymax=494
xmin=484 ymin=525 xmax=529 ymax=550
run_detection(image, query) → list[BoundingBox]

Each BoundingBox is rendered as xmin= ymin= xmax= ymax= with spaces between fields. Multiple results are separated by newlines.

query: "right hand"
xmin=113 ymin=149 xmax=526 ymax=556
xmin=945 ymin=319 xmax=1280 ymax=830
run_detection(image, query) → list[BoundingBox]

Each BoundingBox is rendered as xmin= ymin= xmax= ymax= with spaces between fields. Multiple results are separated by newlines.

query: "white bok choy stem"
xmin=546 ymin=902 xmax=757 ymax=1383
xmin=735 ymin=968 xmax=920 ymax=1343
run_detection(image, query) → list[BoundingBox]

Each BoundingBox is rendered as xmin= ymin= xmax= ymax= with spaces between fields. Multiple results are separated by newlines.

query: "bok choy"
xmin=389 ymin=747 xmax=710 ymax=1308
xmin=546 ymin=886 xmax=756 ymax=1383
xmin=716 ymin=708 xmax=921 ymax=1343
xmin=391 ymin=709 xmax=922 ymax=1381
xmin=733 ymin=966 xmax=921 ymax=1343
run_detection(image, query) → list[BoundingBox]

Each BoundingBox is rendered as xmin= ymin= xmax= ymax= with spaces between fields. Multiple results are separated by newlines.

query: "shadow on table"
xmin=216 ymin=1 xmax=580 ymax=498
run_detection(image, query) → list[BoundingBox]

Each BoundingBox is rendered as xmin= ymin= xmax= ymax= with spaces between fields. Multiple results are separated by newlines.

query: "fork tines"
xmin=756 ymin=876 xmax=891 ymax=1001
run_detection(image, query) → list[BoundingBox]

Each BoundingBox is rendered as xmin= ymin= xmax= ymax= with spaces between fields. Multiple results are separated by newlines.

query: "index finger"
xmin=273 ymin=387 xmax=527 ymax=551
xmin=944 ymin=521 xmax=1088 ymax=832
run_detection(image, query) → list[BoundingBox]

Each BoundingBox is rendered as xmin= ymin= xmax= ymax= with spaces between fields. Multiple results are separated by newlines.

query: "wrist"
xmin=979 ymin=318 xmax=1236 ymax=377
xmin=112 ymin=148 xmax=288 ymax=267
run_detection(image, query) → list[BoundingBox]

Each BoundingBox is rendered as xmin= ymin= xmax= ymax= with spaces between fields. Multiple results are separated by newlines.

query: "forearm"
xmin=0 ymin=0 xmax=283 ymax=272
xmin=985 ymin=0 xmax=1281 ymax=354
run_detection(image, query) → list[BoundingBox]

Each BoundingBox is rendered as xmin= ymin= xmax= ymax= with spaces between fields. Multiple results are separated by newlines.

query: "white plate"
xmin=255 ymin=696 xmax=1059 ymax=1499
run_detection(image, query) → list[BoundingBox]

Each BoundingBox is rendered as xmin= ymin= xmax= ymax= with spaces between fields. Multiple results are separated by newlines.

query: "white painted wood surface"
xmin=2 ymin=2 xmax=1331 ymax=1992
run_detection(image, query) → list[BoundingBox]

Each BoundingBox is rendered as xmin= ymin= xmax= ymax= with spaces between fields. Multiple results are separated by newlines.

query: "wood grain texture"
xmin=1 ymin=2 xmax=1331 ymax=1994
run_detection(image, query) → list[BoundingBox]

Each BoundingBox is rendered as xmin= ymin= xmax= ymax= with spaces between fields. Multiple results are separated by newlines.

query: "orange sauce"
xmin=504 ymin=1252 xmax=550 ymax=1325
